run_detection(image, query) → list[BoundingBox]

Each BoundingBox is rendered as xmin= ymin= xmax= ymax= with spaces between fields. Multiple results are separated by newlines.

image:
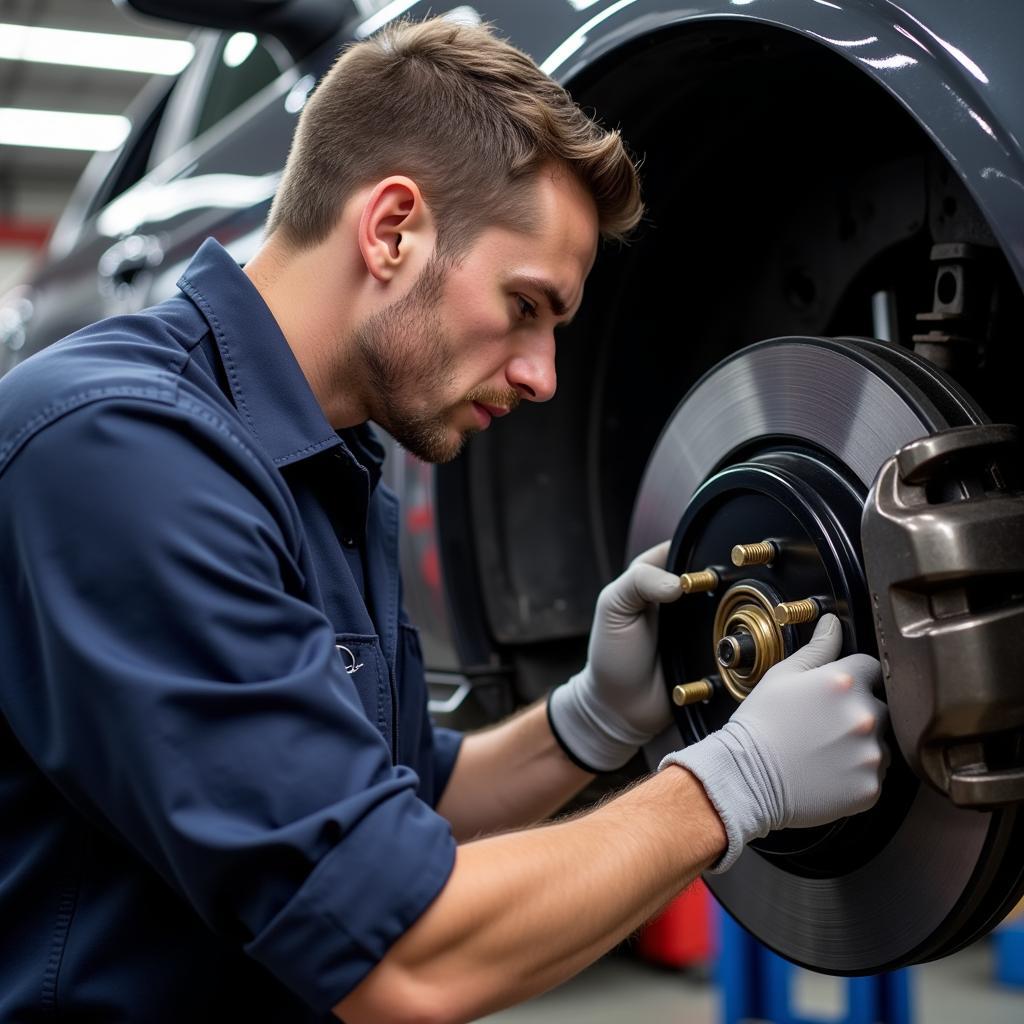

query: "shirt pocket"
xmin=334 ymin=632 xmax=393 ymax=754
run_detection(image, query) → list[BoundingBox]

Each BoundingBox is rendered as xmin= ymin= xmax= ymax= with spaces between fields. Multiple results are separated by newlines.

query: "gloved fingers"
xmin=878 ymin=736 xmax=892 ymax=782
xmin=603 ymin=560 xmax=684 ymax=616
xmin=765 ymin=613 xmax=842 ymax=676
xmin=855 ymin=732 xmax=891 ymax=815
xmin=631 ymin=540 xmax=672 ymax=569
xmin=827 ymin=652 xmax=882 ymax=695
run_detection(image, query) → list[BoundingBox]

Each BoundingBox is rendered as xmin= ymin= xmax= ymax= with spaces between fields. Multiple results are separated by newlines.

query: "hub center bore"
xmin=712 ymin=582 xmax=787 ymax=700
xmin=717 ymin=631 xmax=755 ymax=669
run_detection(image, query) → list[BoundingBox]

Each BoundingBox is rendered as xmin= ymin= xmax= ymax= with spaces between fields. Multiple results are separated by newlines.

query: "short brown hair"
xmin=266 ymin=16 xmax=643 ymax=256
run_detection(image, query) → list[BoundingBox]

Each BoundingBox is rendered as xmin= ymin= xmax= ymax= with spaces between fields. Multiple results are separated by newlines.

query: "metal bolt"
xmin=679 ymin=568 xmax=719 ymax=594
xmin=731 ymin=540 xmax=777 ymax=567
xmin=672 ymin=679 xmax=716 ymax=707
xmin=774 ymin=598 xmax=821 ymax=626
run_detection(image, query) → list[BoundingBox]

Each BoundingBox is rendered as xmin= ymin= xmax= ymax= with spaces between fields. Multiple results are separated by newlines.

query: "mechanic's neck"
xmin=243 ymin=231 xmax=371 ymax=430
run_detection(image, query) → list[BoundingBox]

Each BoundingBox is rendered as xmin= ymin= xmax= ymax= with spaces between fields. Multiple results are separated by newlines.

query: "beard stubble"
xmin=353 ymin=256 xmax=519 ymax=463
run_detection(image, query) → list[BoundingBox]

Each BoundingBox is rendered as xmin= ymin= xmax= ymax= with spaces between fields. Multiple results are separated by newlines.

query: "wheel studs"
xmin=672 ymin=678 xmax=716 ymax=707
xmin=774 ymin=597 xmax=821 ymax=626
xmin=731 ymin=540 xmax=777 ymax=567
xmin=679 ymin=568 xmax=719 ymax=594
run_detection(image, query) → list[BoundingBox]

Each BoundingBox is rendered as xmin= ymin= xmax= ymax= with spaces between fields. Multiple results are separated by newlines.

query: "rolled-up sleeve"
xmin=0 ymin=396 xmax=455 ymax=1011
xmin=430 ymin=727 xmax=463 ymax=804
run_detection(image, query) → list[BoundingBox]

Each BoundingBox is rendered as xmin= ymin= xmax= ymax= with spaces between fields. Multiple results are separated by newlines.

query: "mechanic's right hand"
xmin=659 ymin=613 xmax=889 ymax=873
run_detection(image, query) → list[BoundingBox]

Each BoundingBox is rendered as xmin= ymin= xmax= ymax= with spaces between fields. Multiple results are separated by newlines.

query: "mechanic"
xmin=0 ymin=16 xmax=888 ymax=1024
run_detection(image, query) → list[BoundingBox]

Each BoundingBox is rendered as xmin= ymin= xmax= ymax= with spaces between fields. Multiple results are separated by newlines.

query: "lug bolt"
xmin=774 ymin=598 xmax=821 ymax=626
xmin=731 ymin=540 xmax=777 ymax=567
xmin=672 ymin=678 xmax=716 ymax=707
xmin=679 ymin=568 xmax=719 ymax=594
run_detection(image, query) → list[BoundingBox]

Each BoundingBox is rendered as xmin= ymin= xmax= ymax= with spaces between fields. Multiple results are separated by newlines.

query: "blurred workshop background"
xmin=0 ymin=0 xmax=189 ymax=291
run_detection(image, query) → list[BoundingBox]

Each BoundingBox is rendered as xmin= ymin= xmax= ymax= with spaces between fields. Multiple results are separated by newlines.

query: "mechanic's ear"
xmin=358 ymin=176 xmax=433 ymax=282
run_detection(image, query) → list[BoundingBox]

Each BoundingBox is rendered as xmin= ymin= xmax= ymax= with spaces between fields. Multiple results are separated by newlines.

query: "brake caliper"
xmin=862 ymin=424 xmax=1024 ymax=807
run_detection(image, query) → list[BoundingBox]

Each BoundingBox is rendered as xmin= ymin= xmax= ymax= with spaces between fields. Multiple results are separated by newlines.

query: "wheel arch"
xmin=551 ymin=2 xmax=1024 ymax=291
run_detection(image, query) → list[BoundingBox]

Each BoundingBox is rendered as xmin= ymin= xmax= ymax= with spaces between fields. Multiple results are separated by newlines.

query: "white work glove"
xmin=548 ymin=541 xmax=683 ymax=772
xmin=660 ymin=614 xmax=889 ymax=873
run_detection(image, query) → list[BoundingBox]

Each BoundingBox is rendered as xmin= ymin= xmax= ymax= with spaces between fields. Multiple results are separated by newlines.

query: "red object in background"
xmin=636 ymin=880 xmax=714 ymax=968
xmin=419 ymin=545 xmax=441 ymax=590
xmin=0 ymin=220 xmax=50 ymax=248
xmin=406 ymin=504 xmax=432 ymax=533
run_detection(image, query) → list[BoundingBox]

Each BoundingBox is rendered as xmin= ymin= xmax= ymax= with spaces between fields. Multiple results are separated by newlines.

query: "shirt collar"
xmin=177 ymin=238 xmax=383 ymax=481
xmin=339 ymin=423 xmax=385 ymax=491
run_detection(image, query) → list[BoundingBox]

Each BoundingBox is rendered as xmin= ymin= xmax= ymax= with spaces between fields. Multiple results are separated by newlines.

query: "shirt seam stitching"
xmin=178 ymin=273 xmax=260 ymax=442
xmin=179 ymin=273 xmax=340 ymax=465
xmin=175 ymin=395 xmax=271 ymax=471
xmin=0 ymin=383 xmax=177 ymax=475
xmin=40 ymin=830 xmax=85 ymax=1013
xmin=272 ymin=435 xmax=344 ymax=466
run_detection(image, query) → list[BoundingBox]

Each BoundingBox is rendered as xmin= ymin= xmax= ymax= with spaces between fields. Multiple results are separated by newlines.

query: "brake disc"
xmin=628 ymin=336 xmax=1024 ymax=975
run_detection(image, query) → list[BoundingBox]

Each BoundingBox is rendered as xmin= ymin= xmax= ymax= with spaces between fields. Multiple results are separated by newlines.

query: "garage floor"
xmin=482 ymin=938 xmax=1024 ymax=1023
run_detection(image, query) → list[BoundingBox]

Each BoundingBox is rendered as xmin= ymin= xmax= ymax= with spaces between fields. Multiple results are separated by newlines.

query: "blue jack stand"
xmin=716 ymin=907 xmax=913 ymax=1024
xmin=994 ymin=918 xmax=1024 ymax=987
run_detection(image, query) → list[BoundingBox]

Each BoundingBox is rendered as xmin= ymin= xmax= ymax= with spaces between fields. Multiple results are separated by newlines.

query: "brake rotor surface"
xmin=628 ymin=336 xmax=1024 ymax=975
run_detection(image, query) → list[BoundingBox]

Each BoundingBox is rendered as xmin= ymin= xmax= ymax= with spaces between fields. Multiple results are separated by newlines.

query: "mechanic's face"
xmin=354 ymin=169 xmax=599 ymax=463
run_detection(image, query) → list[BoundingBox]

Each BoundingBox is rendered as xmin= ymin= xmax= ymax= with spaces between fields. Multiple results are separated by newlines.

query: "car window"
xmin=191 ymin=33 xmax=286 ymax=142
xmin=145 ymin=31 xmax=289 ymax=173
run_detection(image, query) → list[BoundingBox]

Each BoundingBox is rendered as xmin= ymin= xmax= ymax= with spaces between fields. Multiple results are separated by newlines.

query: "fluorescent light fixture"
xmin=0 ymin=22 xmax=194 ymax=75
xmin=223 ymin=31 xmax=257 ymax=69
xmin=0 ymin=108 xmax=131 ymax=152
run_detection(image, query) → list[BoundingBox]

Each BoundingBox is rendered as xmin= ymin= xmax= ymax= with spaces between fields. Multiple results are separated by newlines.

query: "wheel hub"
xmin=627 ymin=336 xmax=1024 ymax=974
xmin=712 ymin=582 xmax=785 ymax=700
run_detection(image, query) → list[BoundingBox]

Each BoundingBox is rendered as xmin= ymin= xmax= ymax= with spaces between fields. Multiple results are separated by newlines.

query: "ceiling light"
xmin=0 ymin=108 xmax=131 ymax=152
xmin=0 ymin=22 xmax=194 ymax=75
xmin=223 ymin=32 xmax=257 ymax=68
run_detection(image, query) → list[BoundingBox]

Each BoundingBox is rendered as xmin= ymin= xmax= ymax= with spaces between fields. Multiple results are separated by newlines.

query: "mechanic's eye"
xmin=516 ymin=295 xmax=539 ymax=320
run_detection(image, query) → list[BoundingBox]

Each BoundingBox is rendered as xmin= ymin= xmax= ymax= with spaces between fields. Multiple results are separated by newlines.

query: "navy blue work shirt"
xmin=0 ymin=238 xmax=462 ymax=1020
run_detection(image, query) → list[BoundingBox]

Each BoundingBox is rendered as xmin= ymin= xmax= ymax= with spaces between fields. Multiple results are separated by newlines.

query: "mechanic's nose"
xmin=507 ymin=336 xmax=557 ymax=402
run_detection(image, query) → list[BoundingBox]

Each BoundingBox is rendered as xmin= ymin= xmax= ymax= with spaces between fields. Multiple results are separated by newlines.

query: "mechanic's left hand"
xmin=548 ymin=541 xmax=683 ymax=772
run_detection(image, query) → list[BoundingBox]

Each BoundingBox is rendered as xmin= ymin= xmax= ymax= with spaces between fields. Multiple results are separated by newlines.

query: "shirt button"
xmin=342 ymin=536 xmax=356 ymax=547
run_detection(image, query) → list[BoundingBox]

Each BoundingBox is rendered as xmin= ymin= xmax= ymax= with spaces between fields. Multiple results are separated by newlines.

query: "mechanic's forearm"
xmin=436 ymin=699 xmax=594 ymax=840
xmin=336 ymin=765 xmax=726 ymax=1024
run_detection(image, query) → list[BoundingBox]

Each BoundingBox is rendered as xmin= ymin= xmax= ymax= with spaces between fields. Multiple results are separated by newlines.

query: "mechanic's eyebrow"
xmin=516 ymin=276 xmax=577 ymax=324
